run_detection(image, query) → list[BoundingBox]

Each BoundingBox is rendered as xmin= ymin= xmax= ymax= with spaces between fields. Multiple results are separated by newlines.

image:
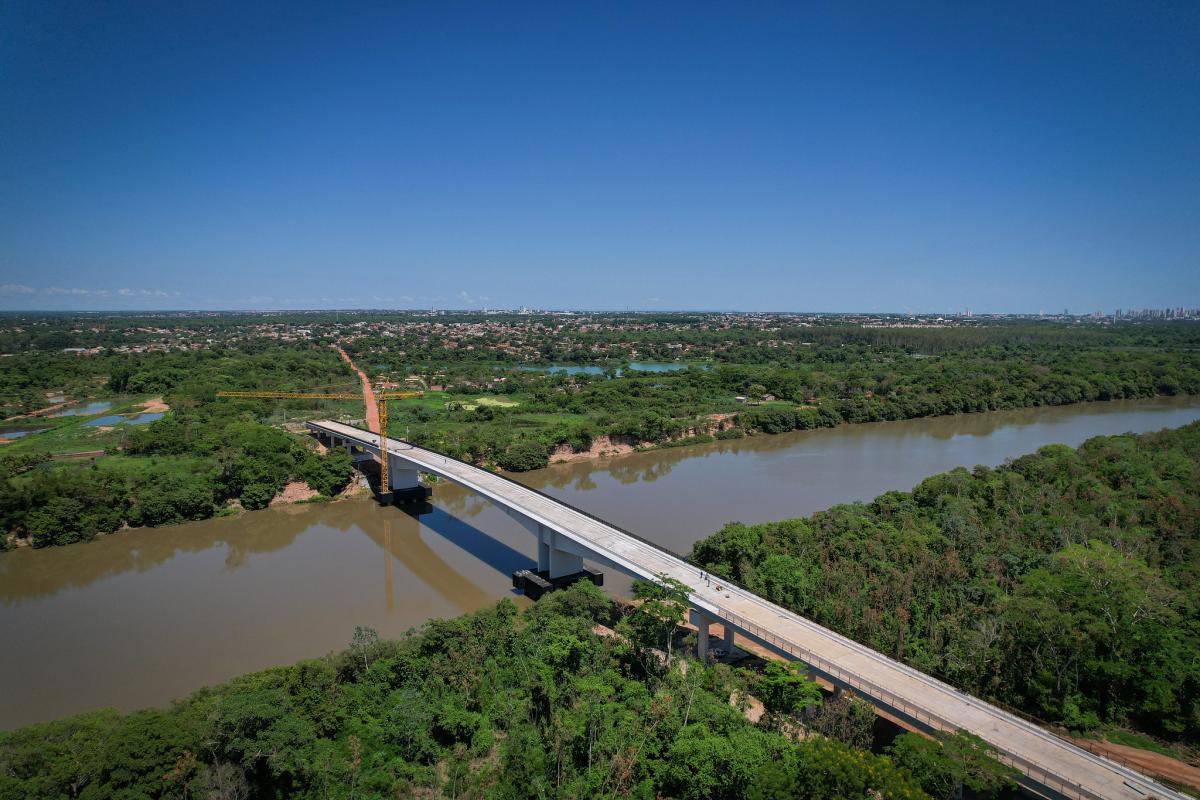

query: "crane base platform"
xmin=380 ymin=484 xmax=432 ymax=506
xmin=511 ymin=568 xmax=603 ymax=600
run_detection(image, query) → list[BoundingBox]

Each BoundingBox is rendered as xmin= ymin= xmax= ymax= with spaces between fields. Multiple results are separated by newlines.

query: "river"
xmin=2 ymin=396 xmax=1198 ymax=729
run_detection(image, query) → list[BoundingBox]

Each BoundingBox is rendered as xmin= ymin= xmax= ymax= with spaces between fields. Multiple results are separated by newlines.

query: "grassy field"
xmin=1094 ymin=728 xmax=1193 ymax=760
xmin=385 ymin=391 xmax=521 ymax=411
xmin=464 ymin=396 xmax=521 ymax=409
xmin=23 ymin=453 xmax=214 ymax=485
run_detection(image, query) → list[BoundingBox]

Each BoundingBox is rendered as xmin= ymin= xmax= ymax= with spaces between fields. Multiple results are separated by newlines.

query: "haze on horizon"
xmin=1 ymin=1 xmax=1197 ymax=314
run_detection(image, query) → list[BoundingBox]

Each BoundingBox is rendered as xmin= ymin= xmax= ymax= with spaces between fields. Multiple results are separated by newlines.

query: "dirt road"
xmin=335 ymin=346 xmax=379 ymax=434
xmin=1069 ymin=738 xmax=1200 ymax=793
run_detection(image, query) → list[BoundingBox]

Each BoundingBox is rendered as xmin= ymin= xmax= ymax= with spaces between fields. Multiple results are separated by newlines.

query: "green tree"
xmin=618 ymin=574 xmax=691 ymax=665
xmin=26 ymin=497 xmax=87 ymax=547
xmin=887 ymin=731 xmax=1017 ymax=800
xmin=496 ymin=440 xmax=549 ymax=471
xmin=756 ymin=661 xmax=822 ymax=721
xmin=238 ymin=482 xmax=276 ymax=510
xmin=747 ymin=737 xmax=931 ymax=800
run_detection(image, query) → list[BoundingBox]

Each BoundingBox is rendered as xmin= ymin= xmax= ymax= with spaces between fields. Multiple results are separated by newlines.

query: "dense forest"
xmin=690 ymin=422 xmax=1200 ymax=744
xmin=0 ymin=582 xmax=1016 ymax=800
xmin=0 ymin=336 xmax=356 ymax=415
xmin=405 ymin=347 xmax=1199 ymax=470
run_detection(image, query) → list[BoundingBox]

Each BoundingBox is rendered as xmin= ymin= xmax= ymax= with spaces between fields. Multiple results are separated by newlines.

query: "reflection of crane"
xmin=216 ymin=389 xmax=422 ymax=497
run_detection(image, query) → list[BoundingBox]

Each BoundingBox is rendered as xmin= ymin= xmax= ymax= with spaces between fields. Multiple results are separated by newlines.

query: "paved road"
xmin=310 ymin=419 xmax=1185 ymax=800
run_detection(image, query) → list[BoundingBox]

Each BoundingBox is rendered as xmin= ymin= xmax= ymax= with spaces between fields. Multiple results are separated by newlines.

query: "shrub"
xmin=496 ymin=441 xmax=550 ymax=472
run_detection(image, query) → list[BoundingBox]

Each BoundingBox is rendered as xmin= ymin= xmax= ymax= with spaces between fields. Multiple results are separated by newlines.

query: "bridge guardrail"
xmin=341 ymin=423 xmax=693 ymax=561
xmin=982 ymin=698 xmax=1191 ymax=797
xmin=719 ymin=607 xmax=1109 ymax=800
xmin=313 ymin=422 xmax=1165 ymax=800
xmin=442 ymin=437 xmax=1135 ymax=799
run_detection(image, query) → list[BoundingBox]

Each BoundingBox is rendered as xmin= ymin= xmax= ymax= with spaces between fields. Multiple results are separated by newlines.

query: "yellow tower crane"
xmin=216 ymin=389 xmax=422 ymax=497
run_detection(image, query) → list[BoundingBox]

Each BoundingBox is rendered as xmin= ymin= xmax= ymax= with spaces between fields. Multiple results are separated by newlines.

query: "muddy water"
xmin=2 ymin=397 xmax=1198 ymax=729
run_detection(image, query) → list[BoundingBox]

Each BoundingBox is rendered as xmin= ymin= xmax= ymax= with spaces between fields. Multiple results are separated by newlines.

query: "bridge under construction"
xmin=308 ymin=418 xmax=1186 ymax=800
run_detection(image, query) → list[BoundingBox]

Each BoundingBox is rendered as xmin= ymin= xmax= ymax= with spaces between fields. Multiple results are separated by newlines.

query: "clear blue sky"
xmin=1 ymin=1 xmax=1196 ymax=313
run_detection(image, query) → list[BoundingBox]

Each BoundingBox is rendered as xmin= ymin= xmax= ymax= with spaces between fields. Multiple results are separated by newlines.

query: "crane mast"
xmin=216 ymin=388 xmax=421 ymax=501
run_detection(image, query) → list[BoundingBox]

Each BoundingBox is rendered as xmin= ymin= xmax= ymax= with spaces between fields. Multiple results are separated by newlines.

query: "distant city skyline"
xmin=2 ymin=2 xmax=1197 ymax=312
xmin=1 ymin=290 xmax=1197 ymax=319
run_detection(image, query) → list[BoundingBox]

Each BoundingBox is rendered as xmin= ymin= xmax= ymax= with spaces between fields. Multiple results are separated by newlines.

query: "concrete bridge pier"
xmin=537 ymin=524 xmax=585 ymax=578
xmin=690 ymin=609 xmax=719 ymax=660
xmin=385 ymin=454 xmax=432 ymax=505
xmin=386 ymin=455 xmax=418 ymax=492
xmin=497 ymin=509 xmax=589 ymax=579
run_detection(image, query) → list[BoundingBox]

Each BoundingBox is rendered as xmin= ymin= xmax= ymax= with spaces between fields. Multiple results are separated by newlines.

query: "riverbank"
xmin=688 ymin=419 xmax=1200 ymax=785
xmin=4 ymin=395 xmax=1199 ymax=729
xmin=4 ymin=395 xmax=1199 ymax=553
xmin=527 ymin=394 xmax=1198 ymax=472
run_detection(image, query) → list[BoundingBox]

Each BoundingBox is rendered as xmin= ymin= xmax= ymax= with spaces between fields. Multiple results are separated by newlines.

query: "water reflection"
xmin=2 ymin=395 xmax=1199 ymax=729
xmin=0 ymin=501 xmax=323 ymax=604
xmin=364 ymin=510 xmax=505 ymax=615
xmin=412 ymin=506 xmax=532 ymax=579
xmin=50 ymin=401 xmax=113 ymax=417
xmin=0 ymin=497 xmax=535 ymax=728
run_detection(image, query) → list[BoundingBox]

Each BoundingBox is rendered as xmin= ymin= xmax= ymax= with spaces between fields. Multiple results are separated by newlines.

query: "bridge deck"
xmin=310 ymin=419 xmax=1183 ymax=800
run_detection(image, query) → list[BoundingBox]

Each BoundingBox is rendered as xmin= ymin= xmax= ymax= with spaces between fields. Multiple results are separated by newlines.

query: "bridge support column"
xmin=386 ymin=454 xmax=431 ymax=504
xmin=690 ymin=609 xmax=715 ymax=660
xmin=387 ymin=455 xmax=419 ymax=491
xmin=537 ymin=525 xmax=584 ymax=579
xmin=722 ymin=624 xmax=735 ymax=651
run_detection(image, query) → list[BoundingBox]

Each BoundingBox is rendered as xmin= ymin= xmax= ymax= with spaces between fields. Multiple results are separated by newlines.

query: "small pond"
xmin=51 ymin=401 xmax=113 ymax=417
xmin=519 ymin=365 xmax=606 ymax=376
xmin=519 ymin=362 xmax=705 ymax=377
xmin=124 ymin=413 xmax=164 ymax=425
xmin=0 ymin=428 xmax=47 ymax=440
xmin=83 ymin=415 xmax=125 ymax=427
xmin=628 ymin=362 xmax=704 ymax=373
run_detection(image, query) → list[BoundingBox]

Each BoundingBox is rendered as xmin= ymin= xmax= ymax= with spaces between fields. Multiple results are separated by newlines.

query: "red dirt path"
xmin=335 ymin=346 xmax=379 ymax=433
xmin=1067 ymin=738 xmax=1200 ymax=793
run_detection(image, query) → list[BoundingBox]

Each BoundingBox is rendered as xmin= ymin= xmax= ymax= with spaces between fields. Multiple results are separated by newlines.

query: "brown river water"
xmin=2 ymin=397 xmax=1199 ymax=729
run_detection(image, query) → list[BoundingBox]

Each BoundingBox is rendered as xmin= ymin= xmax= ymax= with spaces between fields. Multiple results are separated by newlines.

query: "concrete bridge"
xmin=308 ymin=419 xmax=1185 ymax=800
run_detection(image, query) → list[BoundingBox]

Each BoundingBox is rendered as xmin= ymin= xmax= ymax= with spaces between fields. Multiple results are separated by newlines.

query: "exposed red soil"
xmin=336 ymin=346 xmax=379 ymax=434
xmin=548 ymin=414 xmax=737 ymax=464
xmin=550 ymin=434 xmax=642 ymax=462
xmin=269 ymin=481 xmax=320 ymax=506
xmin=137 ymin=397 xmax=170 ymax=413
xmin=1068 ymin=737 xmax=1200 ymax=792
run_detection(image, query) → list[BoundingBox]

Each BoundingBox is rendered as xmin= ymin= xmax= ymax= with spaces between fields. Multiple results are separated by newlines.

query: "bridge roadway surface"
xmin=309 ymin=419 xmax=1184 ymax=800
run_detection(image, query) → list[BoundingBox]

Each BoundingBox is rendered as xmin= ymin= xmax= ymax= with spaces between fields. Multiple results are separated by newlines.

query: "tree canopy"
xmin=691 ymin=422 xmax=1200 ymax=742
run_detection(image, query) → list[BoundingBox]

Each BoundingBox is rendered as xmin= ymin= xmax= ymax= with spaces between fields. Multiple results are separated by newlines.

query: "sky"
xmin=0 ymin=1 xmax=1197 ymax=313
